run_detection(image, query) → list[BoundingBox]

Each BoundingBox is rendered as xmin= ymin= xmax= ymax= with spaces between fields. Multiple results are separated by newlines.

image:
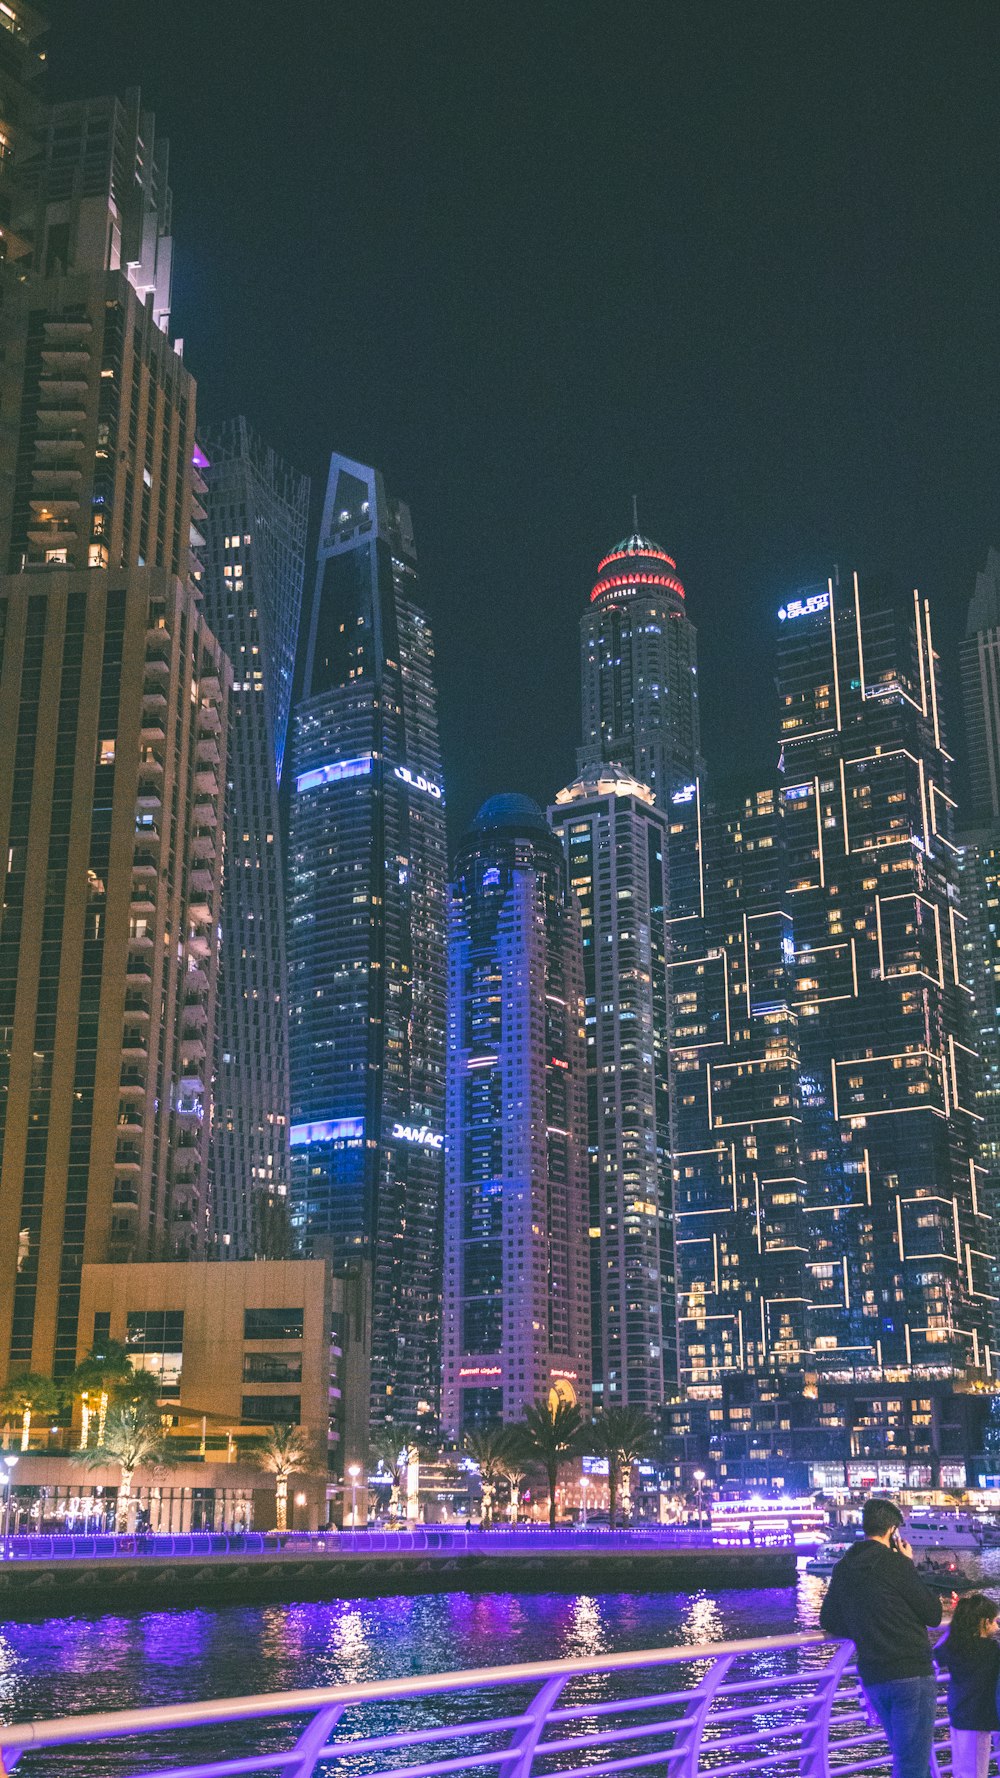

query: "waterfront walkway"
xmin=1 ymin=1524 xmax=794 ymax=1560
xmin=0 ymin=1630 xmax=959 ymax=1778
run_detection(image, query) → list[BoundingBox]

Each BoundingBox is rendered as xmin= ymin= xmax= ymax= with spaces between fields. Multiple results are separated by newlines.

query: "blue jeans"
xmin=864 ymin=1676 xmax=938 ymax=1778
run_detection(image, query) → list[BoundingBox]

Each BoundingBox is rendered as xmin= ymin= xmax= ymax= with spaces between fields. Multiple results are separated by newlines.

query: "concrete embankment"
xmin=0 ymin=1542 xmax=796 ymax=1618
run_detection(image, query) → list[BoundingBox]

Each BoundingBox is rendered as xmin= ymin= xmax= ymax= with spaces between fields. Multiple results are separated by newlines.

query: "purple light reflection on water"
xmin=0 ymin=1578 xmax=823 ymax=1776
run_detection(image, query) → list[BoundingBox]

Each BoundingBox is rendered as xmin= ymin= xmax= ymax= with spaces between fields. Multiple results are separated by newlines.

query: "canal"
xmin=0 ymin=1570 xmax=830 ymax=1773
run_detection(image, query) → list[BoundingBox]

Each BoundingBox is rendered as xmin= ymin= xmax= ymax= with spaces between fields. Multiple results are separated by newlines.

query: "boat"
xmin=917 ymin=1548 xmax=975 ymax=1592
xmin=804 ymin=1540 xmax=856 ymax=1576
xmin=905 ymin=1513 xmax=982 ymax=1551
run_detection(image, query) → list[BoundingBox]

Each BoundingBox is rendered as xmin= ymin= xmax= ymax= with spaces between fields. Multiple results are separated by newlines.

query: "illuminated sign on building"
xmin=671 ymin=783 xmax=697 ymax=805
xmin=459 ymin=1365 xmax=503 ymax=1379
xmin=394 ymin=764 xmax=443 ymax=799
xmin=777 ymin=591 xmax=830 ymax=622
xmin=290 ymin=1117 xmax=365 ymax=1147
xmin=295 ymin=755 xmax=373 ymax=794
xmin=391 ymin=1121 xmax=443 ymax=1149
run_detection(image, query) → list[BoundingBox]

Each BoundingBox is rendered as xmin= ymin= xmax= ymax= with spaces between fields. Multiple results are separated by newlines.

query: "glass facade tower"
xmin=288 ymin=454 xmax=447 ymax=1432
xmin=443 ymin=795 xmax=590 ymax=1437
xmin=200 ymin=419 xmax=309 ymax=1255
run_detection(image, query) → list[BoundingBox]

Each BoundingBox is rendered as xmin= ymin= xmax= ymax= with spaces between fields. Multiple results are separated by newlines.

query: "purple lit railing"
xmin=1 ymin=1525 xmax=798 ymax=1562
xmin=0 ymin=1633 xmax=965 ymax=1778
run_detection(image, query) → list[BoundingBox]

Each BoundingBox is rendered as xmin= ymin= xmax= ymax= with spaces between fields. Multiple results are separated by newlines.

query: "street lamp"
xmin=2 ymin=1455 xmax=19 ymax=1560
xmin=693 ymin=1469 xmax=706 ymax=1534
xmin=348 ymin=1463 xmax=361 ymax=1529
xmin=580 ymin=1475 xmax=589 ymax=1527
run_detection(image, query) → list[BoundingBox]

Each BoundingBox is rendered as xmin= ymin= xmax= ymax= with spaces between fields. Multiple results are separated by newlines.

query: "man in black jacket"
xmin=820 ymin=1497 xmax=951 ymax=1778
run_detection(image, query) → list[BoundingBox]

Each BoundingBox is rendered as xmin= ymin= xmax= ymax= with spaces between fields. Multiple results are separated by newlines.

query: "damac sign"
xmin=394 ymin=765 xmax=443 ymax=799
xmin=777 ymin=591 xmax=830 ymax=622
xmin=392 ymin=1121 xmax=444 ymax=1149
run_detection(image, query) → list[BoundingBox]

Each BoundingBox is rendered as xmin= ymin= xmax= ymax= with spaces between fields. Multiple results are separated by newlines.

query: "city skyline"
xmin=41 ymin=0 xmax=1000 ymax=837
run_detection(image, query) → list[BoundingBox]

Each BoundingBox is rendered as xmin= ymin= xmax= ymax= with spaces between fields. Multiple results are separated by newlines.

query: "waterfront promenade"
xmin=0 ymin=1630 xmax=942 ymax=1778
xmin=0 ymin=1525 xmax=797 ymax=1615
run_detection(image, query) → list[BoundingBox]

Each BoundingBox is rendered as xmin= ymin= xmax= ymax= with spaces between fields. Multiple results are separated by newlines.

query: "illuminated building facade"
xmin=442 ymin=795 xmax=590 ymax=1436
xmin=579 ymin=521 xmax=701 ymax=809
xmin=200 ymin=419 xmax=309 ymax=1255
xmin=549 ymin=769 xmax=674 ymax=1411
xmin=671 ymin=572 xmax=994 ymax=1399
xmin=957 ymin=549 xmax=1000 ymax=1323
xmin=288 ymin=454 xmax=446 ymax=1432
xmin=0 ymin=85 xmax=232 ymax=1387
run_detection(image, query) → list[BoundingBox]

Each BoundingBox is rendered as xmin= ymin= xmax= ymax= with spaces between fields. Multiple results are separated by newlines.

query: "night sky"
xmin=47 ymin=0 xmax=1000 ymax=836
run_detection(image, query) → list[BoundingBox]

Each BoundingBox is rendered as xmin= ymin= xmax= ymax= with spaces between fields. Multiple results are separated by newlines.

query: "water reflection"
xmin=679 ymin=1592 xmax=725 ymax=1648
xmin=564 ymin=1594 xmax=607 ymax=1660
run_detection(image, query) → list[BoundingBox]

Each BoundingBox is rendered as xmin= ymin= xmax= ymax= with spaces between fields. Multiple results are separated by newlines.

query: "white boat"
xmin=905 ymin=1513 xmax=982 ymax=1551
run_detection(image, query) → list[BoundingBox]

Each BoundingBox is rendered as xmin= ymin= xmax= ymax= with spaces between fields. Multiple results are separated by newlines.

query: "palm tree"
xmin=498 ymin=1453 xmax=528 ymax=1524
xmin=256 ymin=1423 xmax=316 ymax=1531
xmin=72 ymin=1399 xmax=177 ymax=1531
xmin=588 ymin=1406 xmax=657 ymax=1527
xmin=69 ymin=1340 xmax=137 ymax=1447
xmin=0 ymin=1374 xmax=63 ymax=1452
xmin=463 ymin=1424 xmax=517 ymax=1525
xmin=369 ymin=1428 xmax=412 ymax=1520
xmin=514 ymin=1399 xmax=585 ymax=1528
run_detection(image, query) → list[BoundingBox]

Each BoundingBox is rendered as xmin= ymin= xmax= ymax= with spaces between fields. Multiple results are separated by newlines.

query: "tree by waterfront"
xmin=72 ymin=1399 xmax=178 ymax=1531
xmin=588 ymin=1406 xmax=657 ymax=1527
xmin=463 ymin=1424 xmax=519 ymax=1524
xmin=515 ymin=1400 xmax=585 ymax=1528
xmin=69 ymin=1340 xmax=142 ymax=1447
xmin=256 ymin=1422 xmax=317 ymax=1531
xmin=0 ymin=1373 xmax=63 ymax=1452
xmin=369 ymin=1428 xmax=414 ymax=1520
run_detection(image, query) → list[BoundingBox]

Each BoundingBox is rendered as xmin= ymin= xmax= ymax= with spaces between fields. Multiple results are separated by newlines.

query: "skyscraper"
xmin=288 ymin=454 xmax=447 ymax=1431
xmin=442 ymin=795 xmax=590 ymax=1437
xmin=957 ymin=549 xmax=1000 ymax=1325
xmin=0 ymin=87 xmax=231 ymax=1383
xmin=549 ymin=769 xmax=674 ymax=1412
xmin=579 ymin=519 xmax=701 ymax=808
xmin=960 ymin=546 xmax=1000 ymax=824
xmin=671 ymin=573 xmax=994 ymax=1393
xmin=200 ymin=419 xmax=309 ymax=1254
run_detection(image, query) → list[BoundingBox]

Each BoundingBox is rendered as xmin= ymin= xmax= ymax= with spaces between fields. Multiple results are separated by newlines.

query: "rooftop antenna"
xmin=631 ymin=493 xmax=639 ymax=533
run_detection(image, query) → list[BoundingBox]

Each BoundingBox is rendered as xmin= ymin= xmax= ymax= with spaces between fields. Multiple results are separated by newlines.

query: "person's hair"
xmin=862 ymin=1498 xmax=904 ymax=1539
xmin=939 ymin=1594 xmax=998 ymax=1660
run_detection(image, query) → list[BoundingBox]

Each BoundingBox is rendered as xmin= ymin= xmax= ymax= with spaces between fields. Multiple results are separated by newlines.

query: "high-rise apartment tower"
xmin=443 ymin=795 xmax=591 ymax=1436
xmin=0 ymin=88 xmax=230 ymax=1383
xmin=579 ymin=519 xmax=701 ymax=808
xmin=288 ymin=454 xmax=447 ymax=1431
xmin=549 ymin=769 xmax=674 ymax=1411
xmin=200 ymin=419 xmax=309 ymax=1254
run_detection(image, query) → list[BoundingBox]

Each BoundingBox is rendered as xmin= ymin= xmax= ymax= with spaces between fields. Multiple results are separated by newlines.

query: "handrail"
xmin=0 ymin=1630 xmax=957 ymax=1778
xmin=0 ymin=1524 xmax=800 ymax=1562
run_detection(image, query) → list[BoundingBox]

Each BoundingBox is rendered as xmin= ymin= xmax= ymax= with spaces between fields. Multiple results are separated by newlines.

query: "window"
xmin=241 ymin=1394 xmax=301 ymax=1424
xmin=243 ymin=1353 xmax=303 ymax=1383
xmin=243 ymin=1307 xmax=304 ymax=1340
xmin=125 ymin=1310 xmax=184 ymax=1398
xmin=99 ymin=738 xmax=116 ymax=765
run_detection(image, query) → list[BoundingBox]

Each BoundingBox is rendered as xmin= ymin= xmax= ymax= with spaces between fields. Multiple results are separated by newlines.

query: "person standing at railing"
xmin=935 ymin=1592 xmax=999 ymax=1778
xmin=819 ymin=1497 xmax=952 ymax=1778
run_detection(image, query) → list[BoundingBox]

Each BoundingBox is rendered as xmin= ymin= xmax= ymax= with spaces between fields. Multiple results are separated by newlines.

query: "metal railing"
xmin=0 ymin=1632 xmax=973 ymax=1778
xmin=0 ymin=1524 xmax=796 ymax=1562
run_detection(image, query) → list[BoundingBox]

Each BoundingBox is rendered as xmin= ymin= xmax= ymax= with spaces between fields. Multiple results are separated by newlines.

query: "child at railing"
xmin=936 ymin=1592 xmax=999 ymax=1778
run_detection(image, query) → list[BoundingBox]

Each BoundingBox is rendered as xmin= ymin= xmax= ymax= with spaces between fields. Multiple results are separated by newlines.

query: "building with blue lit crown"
xmin=287 ymin=454 xmax=447 ymax=1432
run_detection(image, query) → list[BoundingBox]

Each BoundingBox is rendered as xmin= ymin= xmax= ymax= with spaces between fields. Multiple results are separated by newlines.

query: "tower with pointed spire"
xmin=578 ymin=512 xmax=701 ymax=808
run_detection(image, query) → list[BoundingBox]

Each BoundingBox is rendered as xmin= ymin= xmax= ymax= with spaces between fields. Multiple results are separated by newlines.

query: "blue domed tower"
xmin=443 ymin=796 xmax=591 ymax=1436
xmin=579 ymin=509 xmax=702 ymax=808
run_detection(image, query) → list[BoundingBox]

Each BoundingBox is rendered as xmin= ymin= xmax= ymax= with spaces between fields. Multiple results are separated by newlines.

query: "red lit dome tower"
xmin=578 ymin=514 xmax=701 ymax=809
